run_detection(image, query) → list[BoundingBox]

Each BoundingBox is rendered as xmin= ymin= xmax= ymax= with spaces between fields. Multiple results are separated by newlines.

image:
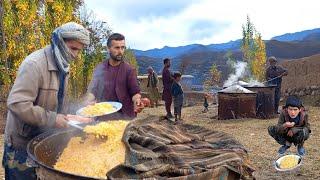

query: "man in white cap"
xmin=2 ymin=22 xmax=91 ymax=179
xmin=147 ymin=66 xmax=160 ymax=107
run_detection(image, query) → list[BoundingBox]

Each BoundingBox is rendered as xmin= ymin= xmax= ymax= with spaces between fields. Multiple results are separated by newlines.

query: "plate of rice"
xmin=274 ymin=154 xmax=302 ymax=172
xmin=76 ymin=102 xmax=122 ymax=118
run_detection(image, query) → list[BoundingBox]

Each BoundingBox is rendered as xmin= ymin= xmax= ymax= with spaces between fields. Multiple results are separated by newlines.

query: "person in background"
xmin=268 ymin=95 xmax=311 ymax=156
xmin=2 ymin=22 xmax=91 ymax=179
xmin=147 ymin=66 xmax=160 ymax=107
xmin=202 ymin=93 xmax=209 ymax=113
xmin=87 ymin=33 xmax=143 ymax=119
xmin=265 ymin=56 xmax=288 ymax=113
xmin=162 ymin=58 xmax=173 ymax=118
xmin=171 ymin=72 xmax=184 ymax=122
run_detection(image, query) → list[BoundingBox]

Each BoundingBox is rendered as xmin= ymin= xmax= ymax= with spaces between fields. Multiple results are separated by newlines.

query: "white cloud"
xmin=85 ymin=0 xmax=320 ymax=50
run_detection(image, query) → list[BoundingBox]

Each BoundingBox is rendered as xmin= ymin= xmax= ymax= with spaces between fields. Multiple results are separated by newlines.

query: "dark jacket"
xmin=276 ymin=107 xmax=311 ymax=134
xmin=162 ymin=67 xmax=172 ymax=90
xmin=89 ymin=60 xmax=140 ymax=118
xmin=265 ymin=65 xmax=287 ymax=86
xmin=171 ymin=81 xmax=183 ymax=97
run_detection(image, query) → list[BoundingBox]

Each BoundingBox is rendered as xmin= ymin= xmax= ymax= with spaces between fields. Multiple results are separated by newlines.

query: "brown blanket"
xmin=107 ymin=116 xmax=255 ymax=179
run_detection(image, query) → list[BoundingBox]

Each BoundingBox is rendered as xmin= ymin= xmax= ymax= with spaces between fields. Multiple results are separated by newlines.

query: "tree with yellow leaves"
xmin=241 ymin=15 xmax=266 ymax=81
xmin=204 ymin=63 xmax=221 ymax=90
xmin=252 ymin=33 xmax=266 ymax=81
xmin=0 ymin=0 xmax=112 ymax=99
xmin=0 ymin=0 xmax=82 ymax=85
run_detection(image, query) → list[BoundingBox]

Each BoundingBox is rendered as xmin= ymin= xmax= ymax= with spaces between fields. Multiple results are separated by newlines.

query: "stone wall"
xmin=284 ymin=86 xmax=320 ymax=97
xmin=280 ymin=54 xmax=320 ymax=96
xmin=138 ymin=75 xmax=194 ymax=93
xmin=141 ymin=91 xmax=217 ymax=107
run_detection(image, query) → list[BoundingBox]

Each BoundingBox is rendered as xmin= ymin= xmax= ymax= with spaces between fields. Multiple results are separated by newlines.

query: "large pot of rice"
xmin=27 ymin=120 xmax=129 ymax=180
xmin=27 ymin=117 xmax=254 ymax=180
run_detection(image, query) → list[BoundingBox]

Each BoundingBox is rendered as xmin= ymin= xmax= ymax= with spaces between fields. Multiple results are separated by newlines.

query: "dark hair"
xmin=163 ymin=58 xmax=170 ymax=65
xmin=107 ymin=33 xmax=125 ymax=47
xmin=285 ymin=95 xmax=303 ymax=108
xmin=173 ymin=71 xmax=182 ymax=79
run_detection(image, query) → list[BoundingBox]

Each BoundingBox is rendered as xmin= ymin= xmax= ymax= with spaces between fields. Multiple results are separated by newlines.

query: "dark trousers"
xmin=268 ymin=126 xmax=309 ymax=146
xmin=163 ymin=90 xmax=172 ymax=115
xmin=165 ymin=100 xmax=172 ymax=115
xmin=274 ymin=87 xmax=281 ymax=112
xmin=173 ymin=95 xmax=183 ymax=117
xmin=174 ymin=105 xmax=182 ymax=117
xmin=2 ymin=143 xmax=37 ymax=180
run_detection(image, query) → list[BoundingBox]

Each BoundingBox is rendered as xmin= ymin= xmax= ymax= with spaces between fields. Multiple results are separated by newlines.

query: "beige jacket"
xmin=5 ymin=45 xmax=69 ymax=150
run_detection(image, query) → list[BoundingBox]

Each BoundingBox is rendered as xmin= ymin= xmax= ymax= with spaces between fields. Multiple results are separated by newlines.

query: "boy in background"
xmin=202 ymin=93 xmax=209 ymax=113
xmin=171 ymin=72 xmax=184 ymax=122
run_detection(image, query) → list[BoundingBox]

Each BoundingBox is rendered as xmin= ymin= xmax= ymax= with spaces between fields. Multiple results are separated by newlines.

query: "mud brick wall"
xmin=280 ymin=54 xmax=320 ymax=96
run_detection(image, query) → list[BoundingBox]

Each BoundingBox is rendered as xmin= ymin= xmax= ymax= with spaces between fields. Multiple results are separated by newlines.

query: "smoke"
xmin=223 ymin=61 xmax=247 ymax=87
xmin=67 ymin=63 xmax=106 ymax=115
xmin=248 ymin=79 xmax=264 ymax=87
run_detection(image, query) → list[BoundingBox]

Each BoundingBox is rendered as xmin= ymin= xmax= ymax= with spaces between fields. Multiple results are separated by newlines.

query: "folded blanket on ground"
xmin=107 ymin=116 xmax=255 ymax=179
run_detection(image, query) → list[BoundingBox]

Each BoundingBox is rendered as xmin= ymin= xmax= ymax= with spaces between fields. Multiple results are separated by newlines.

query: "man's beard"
xmin=110 ymin=53 xmax=123 ymax=61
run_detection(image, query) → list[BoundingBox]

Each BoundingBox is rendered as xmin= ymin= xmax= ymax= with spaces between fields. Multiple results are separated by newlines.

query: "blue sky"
xmin=85 ymin=0 xmax=320 ymax=50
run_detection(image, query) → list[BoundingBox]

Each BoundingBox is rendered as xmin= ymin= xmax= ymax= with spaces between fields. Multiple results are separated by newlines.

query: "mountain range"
xmin=134 ymin=28 xmax=320 ymax=85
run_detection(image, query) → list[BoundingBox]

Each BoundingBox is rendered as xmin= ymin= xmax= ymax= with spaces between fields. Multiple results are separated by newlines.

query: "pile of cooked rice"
xmin=80 ymin=103 xmax=115 ymax=117
xmin=279 ymin=155 xmax=299 ymax=169
xmin=54 ymin=120 xmax=129 ymax=179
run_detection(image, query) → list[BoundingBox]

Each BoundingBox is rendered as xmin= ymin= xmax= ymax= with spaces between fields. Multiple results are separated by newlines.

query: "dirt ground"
xmin=138 ymin=105 xmax=320 ymax=180
xmin=0 ymin=104 xmax=319 ymax=180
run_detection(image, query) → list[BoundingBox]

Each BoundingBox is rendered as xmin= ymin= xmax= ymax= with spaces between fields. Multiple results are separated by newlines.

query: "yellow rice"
xmin=54 ymin=120 xmax=128 ymax=179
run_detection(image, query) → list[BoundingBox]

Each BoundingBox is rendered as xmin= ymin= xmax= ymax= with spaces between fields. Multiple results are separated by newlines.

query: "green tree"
xmin=241 ymin=15 xmax=266 ymax=81
xmin=204 ymin=64 xmax=221 ymax=90
xmin=180 ymin=58 xmax=192 ymax=75
xmin=68 ymin=5 xmax=112 ymax=97
xmin=124 ymin=48 xmax=139 ymax=74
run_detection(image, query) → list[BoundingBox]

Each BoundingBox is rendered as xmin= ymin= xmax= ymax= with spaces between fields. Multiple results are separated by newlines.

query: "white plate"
xmin=274 ymin=154 xmax=302 ymax=172
xmin=76 ymin=101 xmax=122 ymax=118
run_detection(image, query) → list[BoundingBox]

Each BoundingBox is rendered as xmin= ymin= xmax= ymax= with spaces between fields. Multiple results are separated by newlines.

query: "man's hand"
xmin=83 ymin=93 xmax=96 ymax=106
xmin=283 ymin=122 xmax=295 ymax=128
xmin=132 ymin=93 xmax=143 ymax=113
xmin=287 ymin=129 xmax=294 ymax=137
xmin=141 ymin=98 xmax=151 ymax=107
xmin=66 ymin=114 xmax=94 ymax=123
xmin=55 ymin=114 xmax=68 ymax=128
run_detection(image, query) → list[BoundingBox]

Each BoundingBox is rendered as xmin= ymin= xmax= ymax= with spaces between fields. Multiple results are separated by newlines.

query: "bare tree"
xmin=180 ymin=58 xmax=192 ymax=74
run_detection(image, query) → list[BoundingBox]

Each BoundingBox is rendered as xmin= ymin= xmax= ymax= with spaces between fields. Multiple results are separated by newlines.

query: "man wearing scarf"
xmin=87 ymin=33 xmax=143 ymax=119
xmin=147 ymin=66 xmax=160 ymax=107
xmin=2 ymin=22 xmax=90 ymax=179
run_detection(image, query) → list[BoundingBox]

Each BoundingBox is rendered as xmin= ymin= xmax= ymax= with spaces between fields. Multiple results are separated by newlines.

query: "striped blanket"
xmin=107 ymin=116 xmax=255 ymax=179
